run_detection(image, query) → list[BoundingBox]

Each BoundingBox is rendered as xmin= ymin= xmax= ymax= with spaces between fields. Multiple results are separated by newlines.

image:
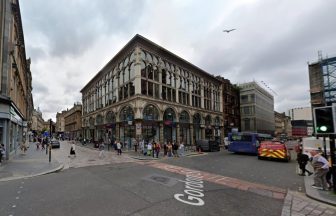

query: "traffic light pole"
xmin=329 ymin=134 xmax=336 ymax=193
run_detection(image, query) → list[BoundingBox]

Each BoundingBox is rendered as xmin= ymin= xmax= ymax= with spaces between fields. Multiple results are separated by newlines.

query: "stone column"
xmin=176 ymin=123 xmax=180 ymax=143
xmin=134 ymin=47 xmax=142 ymax=95
xmin=159 ymin=122 xmax=164 ymax=144
xmin=190 ymin=125 xmax=194 ymax=146
xmin=201 ymin=79 xmax=204 ymax=109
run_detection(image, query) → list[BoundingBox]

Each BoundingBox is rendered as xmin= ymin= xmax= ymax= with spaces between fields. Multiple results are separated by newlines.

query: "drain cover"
xmin=143 ymin=174 xmax=178 ymax=187
xmin=88 ymin=159 xmax=96 ymax=162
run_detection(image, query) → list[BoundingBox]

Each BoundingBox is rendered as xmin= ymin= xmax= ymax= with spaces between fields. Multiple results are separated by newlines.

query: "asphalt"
xmin=1 ymin=141 xmax=336 ymax=215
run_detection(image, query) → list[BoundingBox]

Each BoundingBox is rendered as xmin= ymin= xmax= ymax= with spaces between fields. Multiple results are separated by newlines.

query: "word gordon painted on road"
xmin=174 ymin=171 xmax=205 ymax=206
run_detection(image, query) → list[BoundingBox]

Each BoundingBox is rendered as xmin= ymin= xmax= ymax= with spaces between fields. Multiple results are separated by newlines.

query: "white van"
xmin=302 ymin=136 xmax=330 ymax=156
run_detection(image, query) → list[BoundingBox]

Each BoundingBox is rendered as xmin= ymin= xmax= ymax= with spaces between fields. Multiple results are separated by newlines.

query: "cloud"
xmin=19 ymin=0 xmax=336 ymax=121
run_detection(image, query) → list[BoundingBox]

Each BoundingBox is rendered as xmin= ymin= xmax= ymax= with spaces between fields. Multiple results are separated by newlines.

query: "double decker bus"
xmin=227 ymin=132 xmax=273 ymax=154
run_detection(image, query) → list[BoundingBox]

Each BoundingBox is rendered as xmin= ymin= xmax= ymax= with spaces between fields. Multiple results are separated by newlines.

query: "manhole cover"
xmin=150 ymin=176 xmax=169 ymax=184
xmin=143 ymin=174 xmax=178 ymax=187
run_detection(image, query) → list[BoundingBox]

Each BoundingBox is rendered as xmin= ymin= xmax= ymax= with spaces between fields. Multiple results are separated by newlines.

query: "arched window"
xmin=120 ymin=106 xmax=134 ymax=122
xmin=163 ymin=108 xmax=176 ymax=122
xmin=96 ymin=114 xmax=103 ymax=125
xmin=205 ymin=115 xmax=212 ymax=126
xmin=193 ymin=113 xmax=201 ymax=125
xmin=143 ymin=105 xmax=159 ymax=121
xmin=214 ymin=116 xmax=220 ymax=126
xmin=106 ymin=111 xmax=116 ymax=123
xmin=179 ymin=111 xmax=190 ymax=123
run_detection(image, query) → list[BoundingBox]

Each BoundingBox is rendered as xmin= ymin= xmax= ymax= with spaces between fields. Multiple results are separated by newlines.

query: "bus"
xmin=227 ymin=132 xmax=273 ymax=154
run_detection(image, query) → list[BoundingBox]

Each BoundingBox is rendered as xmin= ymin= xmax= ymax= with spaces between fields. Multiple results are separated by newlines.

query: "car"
xmin=50 ymin=140 xmax=60 ymax=148
xmin=257 ymin=141 xmax=291 ymax=162
xmin=196 ymin=139 xmax=220 ymax=152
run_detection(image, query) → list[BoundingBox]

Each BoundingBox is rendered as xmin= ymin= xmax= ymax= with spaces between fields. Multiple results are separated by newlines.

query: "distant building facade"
xmin=0 ymin=0 xmax=34 ymax=159
xmin=56 ymin=110 xmax=66 ymax=136
xmin=80 ymin=34 xmax=224 ymax=147
xmin=217 ymin=77 xmax=240 ymax=136
xmin=287 ymin=107 xmax=312 ymax=121
xmin=309 ymin=54 xmax=336 ymax=108
xmin=291 ymin=120 xmax=313 ymax=138
xmin=64 ymin=103 xmax=82 ymax=140
xmin=239 ymin=81 xmax=275 ymax=135
xmin=274 ymin=111 xmax=292 ymax=138
xmin=31 ymin=108 xmax=44 ymax=133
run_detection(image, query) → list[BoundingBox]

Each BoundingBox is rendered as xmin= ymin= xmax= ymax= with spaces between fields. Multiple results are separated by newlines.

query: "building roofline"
xmin=80 ymin=34 xmax=221 ymax=93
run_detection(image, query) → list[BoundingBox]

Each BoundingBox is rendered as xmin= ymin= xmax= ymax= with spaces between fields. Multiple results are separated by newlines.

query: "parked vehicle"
xmin=196 ymin=139 xmax=220 ymax=152
xmin=50 ymin=140 xmax=60 ymax=148
xmin=258 ymin=141 xmax=291 ymax=162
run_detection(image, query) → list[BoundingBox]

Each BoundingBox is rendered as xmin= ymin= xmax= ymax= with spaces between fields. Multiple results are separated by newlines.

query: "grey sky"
xmin=20 ymin=0 xmax=336 ymax=121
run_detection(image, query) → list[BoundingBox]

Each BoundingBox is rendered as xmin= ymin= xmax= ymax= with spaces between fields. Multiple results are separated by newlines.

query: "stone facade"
xmin=31 ymin=108 xmax=44 ymax=133
xmin=0 ymin=0 xmax=34 ymax=159
xmin=64 ymin=103 xmax=82 ymax=140
xmin=274 ymin=111 xmax=292 ymax=138
xmin=81 ymin=34 xmax=224 ymax=147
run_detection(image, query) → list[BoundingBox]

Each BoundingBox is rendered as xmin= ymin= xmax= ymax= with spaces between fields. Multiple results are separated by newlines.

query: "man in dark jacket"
xmin=297 ymin=150 xmax=312 ymax=176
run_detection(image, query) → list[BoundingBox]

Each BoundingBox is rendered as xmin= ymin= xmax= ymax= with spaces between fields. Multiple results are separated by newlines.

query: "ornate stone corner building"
xmin=80 ymin=34 xmax=223 ymax=147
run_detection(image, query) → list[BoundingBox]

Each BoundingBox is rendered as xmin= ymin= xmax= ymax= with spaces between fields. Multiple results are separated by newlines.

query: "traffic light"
xmin=313 ymin=106 xmax=335 ymax=134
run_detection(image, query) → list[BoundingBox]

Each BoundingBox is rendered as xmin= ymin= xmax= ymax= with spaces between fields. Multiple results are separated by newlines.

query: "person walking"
xmin=134 ymin=139 xmax=138 ymax=152
xmin=0 ymin=144 xmax=5 ymax=165
xmin=155 ymin=141 xmax=161 ymax=158
xmin=147 ymin=141 xmax=153 ymax=157
xmin=173 ymin=141 xmax=179 ymax=157
xmin=167 ymin=141 xmax=173 ymax=157
xmin=116 ymin=140 xmax=122 ymax=155
xmin=69 ymin=143 xmax=76 ymax=158
xmin=311 ymin=150 xmax=330 ymax=190
xmin=179 ymin=142 xmax=185 ymax=157
xmin=99 ymin=143 xmax=105 ymax=159
xmin=163 ymin=142 xmax=168 ymax=157
xmin=296 ymin=150 xmax=312 ymax=176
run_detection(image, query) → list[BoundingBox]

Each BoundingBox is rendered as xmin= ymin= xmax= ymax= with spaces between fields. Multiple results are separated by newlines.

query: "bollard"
xmin=49 ymin=144 xmax=51 ymax=163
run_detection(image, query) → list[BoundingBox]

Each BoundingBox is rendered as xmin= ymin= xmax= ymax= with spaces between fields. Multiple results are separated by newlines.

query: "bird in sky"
xmin=223 ymin=29 xmax=236 ymax=33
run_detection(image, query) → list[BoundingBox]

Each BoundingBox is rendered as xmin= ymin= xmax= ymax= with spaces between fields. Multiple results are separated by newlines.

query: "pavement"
xmin=1 ymin=141 xmax=336 ymax=215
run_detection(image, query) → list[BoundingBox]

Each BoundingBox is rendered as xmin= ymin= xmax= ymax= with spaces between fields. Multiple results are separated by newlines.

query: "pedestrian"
xmin=173 ymin=141 xmax=179 ymax=157
xmin=167 ymin=141 xmax=173 ymax=157
xmin=41 ymin=138 xmax=46 ymax=150
xmin=296 ymin=150 xmax=312 ymax=176
xmin=20 ymin=142 xmax=27 ymax=154
xmin=179 ymin=142 xmax=185 ymax=157
xmin=99 ymin=143 xmax=105 ymax=159
xmin=36 ymin=140 xmax=40 ymax=150
xmin=140 ymin=139 xmax=144 ymax=154
xmin=152 ymin=141 xmax=156 ymax=158
xmin=163 ymin=142 xmax=168 ymax=157
xmin=311 ymin=150 xmax=330 ymax=190
xmin=155 ymin=141 xmax=161 ymax=158
xmin=147 ymin=141 xmax=153 ymax=157
xmin=326 ymin=157 xmax=333 ymax=189
xmin=134 ymin=139 xmax=138 ymax=152
xmin=116 ymin=140 xmax=122 ymax=155
xmin=0 ymin=144 xmax=5 ymax=165
xmin=69 ymin=143 xmax=76 ymax=158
